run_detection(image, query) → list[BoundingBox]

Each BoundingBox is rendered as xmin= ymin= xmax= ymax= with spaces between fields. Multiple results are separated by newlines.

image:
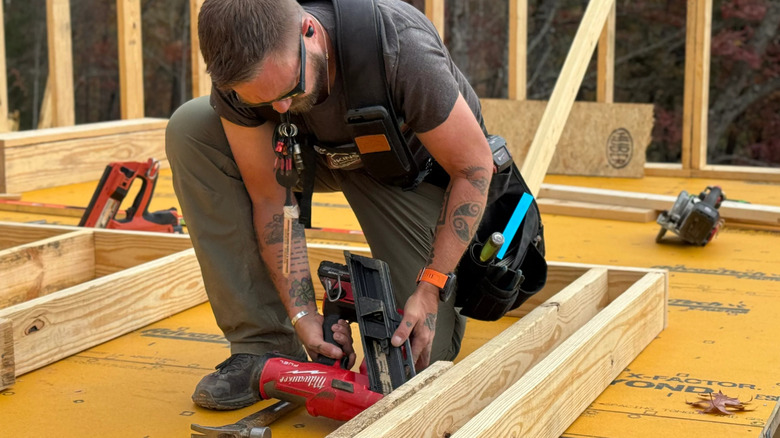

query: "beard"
xmin=289 ymin=51 xmax=329 ymax=115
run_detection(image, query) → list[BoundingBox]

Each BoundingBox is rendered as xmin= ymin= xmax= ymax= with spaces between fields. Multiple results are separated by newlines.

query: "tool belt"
xmin=454 ymin=161 xmax=547 ymax=321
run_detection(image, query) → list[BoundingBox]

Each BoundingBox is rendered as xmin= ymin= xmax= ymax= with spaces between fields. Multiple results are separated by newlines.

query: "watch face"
xmin=440 ymin=273 xmax=456 ymax=302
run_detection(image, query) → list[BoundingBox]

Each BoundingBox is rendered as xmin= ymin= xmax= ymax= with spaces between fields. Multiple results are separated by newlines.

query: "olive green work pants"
xmin=165 ymin=96 xmax=465 ymax=363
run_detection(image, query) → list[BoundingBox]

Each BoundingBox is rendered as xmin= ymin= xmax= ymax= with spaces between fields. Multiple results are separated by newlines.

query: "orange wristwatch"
xmin=416 ymin=268 xmax=457 ymax=302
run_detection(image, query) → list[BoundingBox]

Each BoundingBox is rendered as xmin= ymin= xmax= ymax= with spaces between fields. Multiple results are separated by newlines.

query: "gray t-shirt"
xmin=210 ymin=0 xmax=485 ymax=148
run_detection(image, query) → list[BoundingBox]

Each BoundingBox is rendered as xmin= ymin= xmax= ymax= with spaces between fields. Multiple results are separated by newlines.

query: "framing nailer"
xmin=78 ymin=158 xmax=182 ymax=233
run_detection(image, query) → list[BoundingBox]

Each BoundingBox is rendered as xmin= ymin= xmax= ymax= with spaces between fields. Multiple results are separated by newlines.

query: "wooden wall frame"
xmin=0 ymin=222 xmax=667 ymax=437
xmin=329 ymin=262 xmax=668 ymax=437
xmin=0 ymin=222 xmax=370 ymax=390
xmin=3 ymin=0 xmax=771 ymax=187
xmin=0 ymin=118 xmax=168 ymax=193
xmin=482 ymin=0 xmax=778 ymax=183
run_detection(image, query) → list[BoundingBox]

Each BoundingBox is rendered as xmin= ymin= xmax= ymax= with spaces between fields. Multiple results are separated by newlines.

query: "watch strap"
xmin=417 ymin=268 xmax=449 ymax=289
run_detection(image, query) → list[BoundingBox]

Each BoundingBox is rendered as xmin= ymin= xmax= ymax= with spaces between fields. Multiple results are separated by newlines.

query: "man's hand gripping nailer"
xmin=253 ymin=252 xmax=416 ymax=421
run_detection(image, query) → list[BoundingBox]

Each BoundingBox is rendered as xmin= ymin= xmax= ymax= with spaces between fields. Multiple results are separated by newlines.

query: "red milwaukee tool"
xmin=78 ymin=158 xmax=182 ymax=233
xmin=191 ymin=253 xmax=415 ymax=435
xmin=258 ymin=253 xmax=415 ymax=420
xmin=257 ymin=355 xmax=384 ymax=421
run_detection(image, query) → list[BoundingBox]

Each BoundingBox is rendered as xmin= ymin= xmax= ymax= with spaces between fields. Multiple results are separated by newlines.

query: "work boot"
xmin=191 ymin=353 xmax=265 ymax=410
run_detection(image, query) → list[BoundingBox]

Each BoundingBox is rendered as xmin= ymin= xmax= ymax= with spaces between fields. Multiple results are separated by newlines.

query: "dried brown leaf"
xmin=685 ymin=391 xmax=754 ymax=415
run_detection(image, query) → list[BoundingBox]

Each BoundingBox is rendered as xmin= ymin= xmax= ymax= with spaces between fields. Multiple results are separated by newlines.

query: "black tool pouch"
xmin=454 ymin=163 xmax=547 ymax=321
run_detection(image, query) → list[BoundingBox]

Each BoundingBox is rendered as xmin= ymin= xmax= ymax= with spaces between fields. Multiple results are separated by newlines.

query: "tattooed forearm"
xmin=423 ymin=313 xmax=437 ymax=331
xmin=263 ymin=214 xmax=284 ymax=245
xmin=289 ymin=277 xmax=315 ymax=307
xmin=461 ymin=166 xmax=490 ymax=195
xmin=451 ymin=202 xmax=483 ymax=243
xmin=436 ymin=185 xmax=452 ymax=228
xmin=426 ymin=246 xmax=436 ymax=265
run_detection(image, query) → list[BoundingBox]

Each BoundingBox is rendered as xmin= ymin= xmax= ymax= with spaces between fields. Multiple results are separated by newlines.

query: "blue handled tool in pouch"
xmin=454 ymin=143 xmax=547 ymax=322
xmin=496 ymin=192 xmax=534 ymax=260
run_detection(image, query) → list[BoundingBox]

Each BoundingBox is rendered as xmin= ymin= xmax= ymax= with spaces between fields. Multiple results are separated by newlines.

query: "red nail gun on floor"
xmin=78 ymin=158 xmax=183 ymax=233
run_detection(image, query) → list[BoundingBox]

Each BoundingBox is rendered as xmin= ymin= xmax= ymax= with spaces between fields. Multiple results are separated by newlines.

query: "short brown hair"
xmin=198 ymin=0 xmax=303 ymax=90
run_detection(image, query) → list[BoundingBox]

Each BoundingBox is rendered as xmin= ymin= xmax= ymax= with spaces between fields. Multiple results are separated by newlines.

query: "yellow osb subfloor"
xmin=1 ymin=170 xmax=779 ymax=437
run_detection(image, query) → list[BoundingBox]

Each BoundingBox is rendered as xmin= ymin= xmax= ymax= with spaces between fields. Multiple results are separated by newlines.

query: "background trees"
xmin=3 ymin=0 xmax=778 ymax=166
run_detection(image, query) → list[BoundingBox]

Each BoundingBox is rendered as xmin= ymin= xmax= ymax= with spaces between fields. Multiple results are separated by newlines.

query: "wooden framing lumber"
xmin=519 ymin=0 xmax=616 ymax=195
xmin=305 ymin=227 xmax=366 ymax=244
xmin=0 ymin=199 xmax=86 ymax=217
xmin=92 ymin=228 xmax=193 ymax=275
xmin=540 ymin=184 xmax=780 ymax=226
xmin=644 ymin=162 xmax=780 ymax=182
xmin=0 ymin=118 xmax=168 ymax=193
xmin=0 ymin=222 xmax=374 ymax=381
xmin=0 ymin=0 xmax=8 ymax=133
xmin=46 ymin=0 xmax=75 ymax=127
xmin=762 ymin=401 xmax=780 ymax=438
xmin=424 ymin=0 xmax=445 ymax=40
xmin=0 ymin=194 xmax=21 ymax=200
xmin=682 ymin=0 xmax=712 ymax=171
xmin=0 ymin=118 xmax=167 ymax=148
xmin=0 ymin=138 xmax=4 ymax=194
xmin=644 ymin=162 xmax=692 ymax=178
xmin=0 ymin=318 xmax=13 ymax=391
xmin=190 ymin=0 xmax=210 ymax=98
xmin=537 ymin=198 xmax=656 ymax=223
xmin=328 ymin=361 xmax=453 ymax=438
xmin=454 ymin=271 xmax=665 ymax=437
xmin=0 ymin=222 xmax=79 ymax=250
xmin=508 ymin=0 xmax=527 ymax=100
xmin=691 ymin=165 xmax=780 ymax=183
xmin=0 ymin=248 xmax=206 ymax=377
xmin=0 ymin=230 xmax=95 ymax=310
xmin=117 ymin=0 xmax=145 ymax=119
xmin=347 ymin=263 xmax=667 ymax=437
xmin=508 ymin=263 xmax=656 ymax=319
xmin=38 ymin=77 xmax=54 ymax=129
xmin=597 ymin=2 xmax=616 ymax=103
xmin=350 ymin=267 xmax=612 ymax=437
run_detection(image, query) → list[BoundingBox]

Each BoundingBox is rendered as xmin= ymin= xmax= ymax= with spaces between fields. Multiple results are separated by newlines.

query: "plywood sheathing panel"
xmin=481 ymin=99 xmax=653 ymax=178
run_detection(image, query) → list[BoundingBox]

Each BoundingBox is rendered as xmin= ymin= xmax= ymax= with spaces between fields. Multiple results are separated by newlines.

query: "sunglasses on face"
xmin=233 ymin=34 xmax=307 ymax=108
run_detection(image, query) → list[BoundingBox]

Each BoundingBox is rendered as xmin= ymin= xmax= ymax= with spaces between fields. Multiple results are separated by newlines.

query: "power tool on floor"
xmin=254 ymin=252 xmax=415 ymax=421
xmin=656 ymin=186 xmax=725 ymax=246
xmin=78 ymin=158 xmax=182 ymax=233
